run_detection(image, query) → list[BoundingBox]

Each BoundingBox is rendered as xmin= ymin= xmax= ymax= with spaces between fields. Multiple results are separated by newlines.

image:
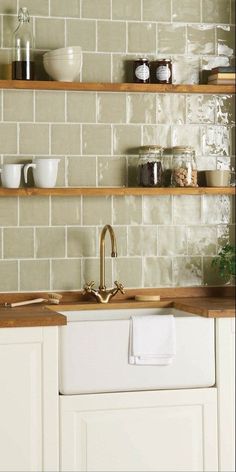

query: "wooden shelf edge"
xmin=0 ymin=187 xmax=235 ymax=197
xmin=0 ymin=80 xmax=235 ymax=94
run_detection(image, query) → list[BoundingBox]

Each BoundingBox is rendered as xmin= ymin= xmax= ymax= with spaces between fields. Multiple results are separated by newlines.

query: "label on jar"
xmin=135 ymin=64 xmax=150 ymax=81
xmin=156 ymin=65 xmax=171 ymax=81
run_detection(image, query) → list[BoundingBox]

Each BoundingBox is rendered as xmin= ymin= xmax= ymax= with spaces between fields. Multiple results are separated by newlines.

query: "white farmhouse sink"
xmin=58 ymin=308 xmax=215 ymax=395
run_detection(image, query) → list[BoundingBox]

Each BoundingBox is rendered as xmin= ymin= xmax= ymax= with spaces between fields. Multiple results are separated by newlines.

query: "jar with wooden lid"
xmin=138 ymin=145 xmax=163 ymax=187
xmin=171 ymin=147 xmax=198 ymax=187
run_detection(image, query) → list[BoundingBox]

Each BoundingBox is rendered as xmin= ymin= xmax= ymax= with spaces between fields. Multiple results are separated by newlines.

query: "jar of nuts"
xmin=171 ymin=147 xmax=198 ymax=187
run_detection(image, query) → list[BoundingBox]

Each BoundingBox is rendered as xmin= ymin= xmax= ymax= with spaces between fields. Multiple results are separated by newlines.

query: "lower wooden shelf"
xmin=0 ymin=187 xmax=235 ymax=197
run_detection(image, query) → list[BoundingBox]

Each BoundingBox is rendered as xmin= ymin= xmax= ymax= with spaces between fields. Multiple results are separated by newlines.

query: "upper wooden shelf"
xmin=0 ymin=187 xmax=235 ymax=197
xmin=0 ymin=80 xmax=235 ymax=94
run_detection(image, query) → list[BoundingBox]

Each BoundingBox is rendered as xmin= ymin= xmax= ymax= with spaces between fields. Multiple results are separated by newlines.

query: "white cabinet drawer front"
xmin=60 ymin=388 xmax=218 ymax=472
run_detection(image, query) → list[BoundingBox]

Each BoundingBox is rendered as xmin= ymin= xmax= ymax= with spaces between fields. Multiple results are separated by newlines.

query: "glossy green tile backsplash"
xmin=0 ymin=0 xmax=235 ymax=292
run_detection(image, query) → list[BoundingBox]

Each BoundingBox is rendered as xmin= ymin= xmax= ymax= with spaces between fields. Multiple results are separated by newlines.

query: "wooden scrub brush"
xmin=5 ymin=293 xmax=62 ymax=308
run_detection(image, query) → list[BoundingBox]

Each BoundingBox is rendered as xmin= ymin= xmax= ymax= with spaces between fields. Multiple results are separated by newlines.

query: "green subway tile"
xmin=158 ymin=24 xmax=186 ymax=54
xmin=35 ymin=91 xmax=65 ymax=122
xmin=128 ymin=226 xmax=157 ymax=256
xmin=50 ymin=0 xmax=80 ymax=17
xmin=81 ymin=0 xmax=110 ymax=19
xmin=97 ymin=93 xmax=126 ymax=123
xmin=35 ymin=18 xmax=65 ymax=49
xmin=66 ymin=19 xmax=96 ymax=50
xmin=19 ymin=197 xmax=49 ymax=226
xmin=51 ymin=196 xmax=81 ymax=225
xmin=82 ymin=53 xmax=111 ymax=82
xmin=82 ymin=124 xmax=111 ymax=155
xmin=19 ymin=0 xmax=49 ymax=16
xmin=172 ymin=0 xmax=201 ymax=22
xmin=98 ymin=21 xmax=126 ymax=52
xmin=35 ymin=227 xmax=65 ymax=258
xmin=67 ymin=227 xmax=97 ymax=257
xmin=20 ymin=260 xmax=50 ymax=291
xmin=144 ymin=257 xmax=172 ymax=287
xmin=127 ymin=94 xmax=156 ymax=124
xmin=113 ymin=196 xmax=142 ymax=225
xmin=128 ymin=22 xmax=156 ymax=54
xmin=143 ymin=0 xmax=171 ymax=22
xmin=67 ymin=92 xmax=96 ymax=123
xmin=82 ymin=197 xmax=112 ymax=225
xmin=4 ymin=228 xmax=34 ymax=259
xmin=51 ymin=124 xmax=81 ymax=155
xmin=116 ymin=257 xmax=142 ymax=287
xmin=112 ymin=0 xmax=141 ymax=20
xmin=67 ymin=156 xmax=97 ymax=186
xmin=0 ymin=198 xmax=18 ymax=226
xmin=3 ymin=90 xmax=33 ymax=122
xmin=51 ymin=259 xmax=81 ymax=290
xmin=98 ymin=156 xmax=127 ymax=186
xmin=187 ymin=25 xmax=215 ymax=55
xmin=143 ymin=196 xmax=172 ymax=224
xmin=158 ymin=226 xmax=187 ymax=256
xmin=0 ymin=261 xmax=18 ymax=291
xmin=173 ymin=256 xmax=202 ymax=286
xmin=202 ymin=0 xmax=230 ymax=24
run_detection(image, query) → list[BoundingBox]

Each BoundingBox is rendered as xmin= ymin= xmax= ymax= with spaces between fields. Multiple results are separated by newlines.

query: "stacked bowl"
xmin=43 ymin=46 xmax=82 ymax=82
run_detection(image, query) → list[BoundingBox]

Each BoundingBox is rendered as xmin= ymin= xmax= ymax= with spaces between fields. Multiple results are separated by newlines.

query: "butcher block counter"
xmin=0 ymin=287 xmax=235 ymax=328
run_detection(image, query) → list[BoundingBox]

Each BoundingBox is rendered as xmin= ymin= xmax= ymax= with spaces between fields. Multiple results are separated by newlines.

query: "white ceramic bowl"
xmin=44 ymin=46 xmax=82 ymax=59
xmin=43 ymin=54 xmax=82 ymax=82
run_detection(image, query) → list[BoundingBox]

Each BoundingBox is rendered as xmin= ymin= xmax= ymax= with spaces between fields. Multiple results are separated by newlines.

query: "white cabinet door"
xmin=60 ymin=388 xmax=218 ymax=472
xmin=216 ymin=318 xmax=235 ymax=472
xmin=0 ymin=327 xmax=59 ymax=472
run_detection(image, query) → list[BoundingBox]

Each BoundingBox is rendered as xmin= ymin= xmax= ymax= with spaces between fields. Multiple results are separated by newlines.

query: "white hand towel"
xmin=129 ymin=315 xmax=176 ymax=366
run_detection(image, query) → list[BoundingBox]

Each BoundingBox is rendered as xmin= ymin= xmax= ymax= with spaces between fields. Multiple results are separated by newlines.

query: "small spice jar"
xmin=152 ymin=59 xmax=172 ymax=84
xmin=133 ymin=58 xmax=150 ymax=83
xmin=138 ymin=145 xmax=163 ymax=187
xmin=162 ymin=147 xmax=173 ymax=187
xmin=171 ymin=147 xmax=198 ymax=187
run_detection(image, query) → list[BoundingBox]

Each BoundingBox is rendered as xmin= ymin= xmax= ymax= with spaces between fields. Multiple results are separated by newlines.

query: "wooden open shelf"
xmin=0 ymin=187 xmax=235 ymax=197
xmin=0 ymin=80 xmax=235 ymax=94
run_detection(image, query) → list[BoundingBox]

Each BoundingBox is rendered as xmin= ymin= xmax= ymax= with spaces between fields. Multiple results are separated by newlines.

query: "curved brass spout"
xmin=83 ymin=224 xmax=125 ymax=303
xmin=99 ymin=224 xmax=117 ymax=290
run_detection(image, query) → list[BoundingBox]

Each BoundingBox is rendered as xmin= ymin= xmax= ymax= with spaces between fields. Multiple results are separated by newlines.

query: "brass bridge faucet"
xmin=83 ymin=224 xmax=125 ymax=303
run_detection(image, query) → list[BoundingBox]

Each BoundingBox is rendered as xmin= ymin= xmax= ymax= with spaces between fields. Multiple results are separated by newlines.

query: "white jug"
xmin=24 ymin=158 xmax=60 ymax=188
xmin=0 ymin=164 xmax=23 ymax=188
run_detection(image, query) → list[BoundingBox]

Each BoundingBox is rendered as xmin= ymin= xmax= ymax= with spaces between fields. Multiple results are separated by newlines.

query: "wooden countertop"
xmin=0 ymin=291 xmax=235 ymax=328
xmin=0 ymin=304 xmax=67 ymax=328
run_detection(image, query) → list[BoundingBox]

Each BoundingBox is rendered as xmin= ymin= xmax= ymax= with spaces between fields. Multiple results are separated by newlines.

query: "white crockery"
xmin=0 ymin=164 xmax=23 ymax=188
xmin=24 ymin=158 xmax=60 ymax=188
xmin=44 ymin=46 xmax=82 ymax=58
xmin=43 ymin=54 xmax=82 ymax=82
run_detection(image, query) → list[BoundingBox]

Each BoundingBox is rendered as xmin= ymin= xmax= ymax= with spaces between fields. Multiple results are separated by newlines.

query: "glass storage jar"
xmin=138 ymin=146 xmax=163 ymax=187
xmin=162 ymin=147 xmax=173 ymax=187
xmin=11 ymin=7 xmax=35 ymax=80
xmin=171 ymin=147 xmax=198 ymax=187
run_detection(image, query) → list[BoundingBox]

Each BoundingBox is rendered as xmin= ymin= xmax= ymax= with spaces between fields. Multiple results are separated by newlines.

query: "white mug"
xmin=0 ymin=164 xmax=23 ymax=188
xmin=24 ymin=158 xmax=60 ymax=188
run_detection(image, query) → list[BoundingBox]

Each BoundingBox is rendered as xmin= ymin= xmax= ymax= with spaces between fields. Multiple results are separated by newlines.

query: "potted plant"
xmin=211 ymin=244 xmax=236 ymax=283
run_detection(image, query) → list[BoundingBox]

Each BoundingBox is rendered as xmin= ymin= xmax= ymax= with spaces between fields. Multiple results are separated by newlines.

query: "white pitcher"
xmin=0 ymin=163 xmax=23 ymax=188
xmin=24 ymin=158 xmax=60 ymax=188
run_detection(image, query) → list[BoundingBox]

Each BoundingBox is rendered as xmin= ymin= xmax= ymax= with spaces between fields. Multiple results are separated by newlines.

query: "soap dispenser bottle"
xmin=12 ymin=7 xmax=35 ymax=80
